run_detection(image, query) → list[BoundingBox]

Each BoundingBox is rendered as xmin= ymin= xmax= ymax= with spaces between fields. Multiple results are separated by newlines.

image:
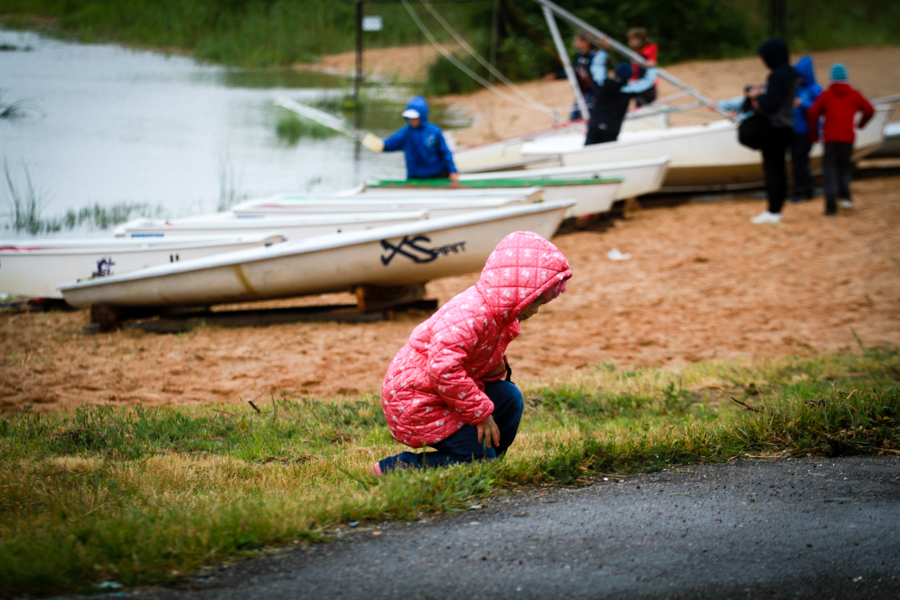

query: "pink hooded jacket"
xmin=382 ymin=231 xmax=572 ymax=448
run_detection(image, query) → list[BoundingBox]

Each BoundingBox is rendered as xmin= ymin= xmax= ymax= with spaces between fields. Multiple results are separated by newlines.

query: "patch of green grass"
xmin=309 ymin=93 xmax=362 ymax=114
xmin=275 ymin=114 xmax=337 ymax=145
xmin=1 ymin=347 xmax=898 ymax=596
xmin=0 ymin=91 xmax=35 ymax=119
xmin=2 ymin=159 xmax=166 ymax=233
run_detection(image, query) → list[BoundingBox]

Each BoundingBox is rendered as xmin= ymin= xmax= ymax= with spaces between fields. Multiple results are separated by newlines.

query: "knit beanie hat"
xmin=830 ymin=63 xmax=848 ymax=82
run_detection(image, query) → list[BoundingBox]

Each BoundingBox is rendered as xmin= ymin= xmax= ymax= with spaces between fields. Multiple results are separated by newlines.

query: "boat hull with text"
xmin=59 ymin=201 xmax=575 ymax=309
xmin=0 ymin=233 xmax=284 ymax=299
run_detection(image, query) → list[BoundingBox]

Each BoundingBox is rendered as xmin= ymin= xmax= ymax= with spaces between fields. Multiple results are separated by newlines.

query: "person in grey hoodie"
xmin=747 ymin=38 xmax=796 ymax=224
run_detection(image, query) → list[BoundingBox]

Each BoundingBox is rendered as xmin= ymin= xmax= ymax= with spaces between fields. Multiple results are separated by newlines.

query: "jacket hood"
xmin=794 ymin=56 xmax=817 ymax=86
xmin=475 ymin=231 xmax=572 ymax=324
xmin=829 ymin=82 xmax=853 ymax=97
xmin=758 ymin=38 xmax=789 ymax=70
xmin=405 ymin=96 xmax=430 ymax=122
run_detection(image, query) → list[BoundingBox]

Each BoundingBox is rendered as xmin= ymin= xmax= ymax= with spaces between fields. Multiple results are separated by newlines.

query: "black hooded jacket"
xmin=588 ymin=63 xmax=634 ymax=136
xmin=755 ymin=39 xmax=796 ymax=130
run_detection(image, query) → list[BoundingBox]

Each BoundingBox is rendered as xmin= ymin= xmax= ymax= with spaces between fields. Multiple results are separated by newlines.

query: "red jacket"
xmin=632 ymin=43 xmax=658 ymax=81
xmin=806 ymin=82 xmax=874 ymax=144
xmin=381 ymin=231 xmax=572 ymax=448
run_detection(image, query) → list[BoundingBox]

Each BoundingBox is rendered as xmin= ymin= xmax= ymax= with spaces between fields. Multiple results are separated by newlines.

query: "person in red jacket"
xmin=627 ymin=27 xmax=659 ymax=107
xmin=371 ymin=231 xmax=572 ymax=475
xmin=806 ymin=63 xmax=875 ymax=215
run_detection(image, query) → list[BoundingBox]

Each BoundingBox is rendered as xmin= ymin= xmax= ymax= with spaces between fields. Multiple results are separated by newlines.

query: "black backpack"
xmin=737 ymin=113 xmax=772 ymax=151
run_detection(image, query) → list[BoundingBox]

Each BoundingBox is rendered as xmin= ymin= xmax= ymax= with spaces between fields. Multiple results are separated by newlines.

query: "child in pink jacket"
xmin=372 ymin=231 xmax=572 ymax=475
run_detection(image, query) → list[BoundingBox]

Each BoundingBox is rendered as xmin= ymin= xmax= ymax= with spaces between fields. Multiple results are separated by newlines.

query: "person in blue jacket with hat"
xmin=790 ymin=56 xmax=822 ymax=203
xmin=362 ymin=96 xmax=459 ymax=182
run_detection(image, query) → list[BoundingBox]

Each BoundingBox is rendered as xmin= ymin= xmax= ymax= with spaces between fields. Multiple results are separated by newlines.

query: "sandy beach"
xmin=2 ymin=46 xmax=899 ymax=414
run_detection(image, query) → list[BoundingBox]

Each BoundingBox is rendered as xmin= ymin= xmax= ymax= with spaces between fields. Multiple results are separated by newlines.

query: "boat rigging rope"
xmin=401 ymin=0 xmax=566 ymax=116
xmin=417 ymin=0 xmax=564 ymax=115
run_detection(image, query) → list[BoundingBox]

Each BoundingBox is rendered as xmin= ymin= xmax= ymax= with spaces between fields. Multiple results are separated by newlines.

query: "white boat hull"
xmin=349 ymin=186 xmax=545 ymax=203
xmin=522 ymin=105 xmax=894 ymax=192
xmin=452 ymin=110 xmax=669 ymax=174
xmin=866 ymin=121 xmax=900 ymax=158
xmin=232 ymin=196 xmax=528 ymax=219
xmin=463 ymin=157 xmax=671 ymax=203
xmin=59 ymin=201 xmax=575 ymax=309
xmin=0 ymin=233 xmax=284 ymax=299
xmin=114 ymin=210 xmax=429 ymax=239
xmin=531 ymin=182 xmax=619 ymax=218
xmin=359 ymin=177 xmax=624 ymax=219
xmin=452 ymin=121 xmax=584 ymax=173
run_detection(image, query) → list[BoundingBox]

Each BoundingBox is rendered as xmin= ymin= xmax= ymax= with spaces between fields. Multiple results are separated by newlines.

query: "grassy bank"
xmin=1 ymin=342 xmax=898 ymax=596
xmin=2 ymin=1 xmax=897 ymax=74
xmin=0 ymin=0 xmax=468 ymax=67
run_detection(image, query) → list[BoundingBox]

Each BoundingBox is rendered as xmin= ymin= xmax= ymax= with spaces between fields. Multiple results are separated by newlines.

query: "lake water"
xmin=0 ymin=28 xmax=471 ymax=238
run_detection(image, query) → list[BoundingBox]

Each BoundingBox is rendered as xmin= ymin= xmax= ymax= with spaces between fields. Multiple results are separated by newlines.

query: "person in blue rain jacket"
xmin=369 ymin=96 xmax=459 ymax=181
xmin=790 ymin=56 xmax=822 ymax=202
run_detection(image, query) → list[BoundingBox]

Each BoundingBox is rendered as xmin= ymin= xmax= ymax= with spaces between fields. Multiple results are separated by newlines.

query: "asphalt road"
xmin=118 ymin=456 xmax=900 ymax=600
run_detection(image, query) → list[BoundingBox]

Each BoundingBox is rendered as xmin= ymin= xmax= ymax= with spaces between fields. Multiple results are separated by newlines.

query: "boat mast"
xmin=535 ymin=0 xmax=731 ymax=118
xmin=542 ymin=5 xmax=590 ymax=122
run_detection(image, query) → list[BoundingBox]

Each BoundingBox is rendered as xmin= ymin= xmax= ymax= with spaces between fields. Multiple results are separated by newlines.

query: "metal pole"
xmin=534 ymin=0 xmax=730 ymax=118
xmin=355 ymin=1 xmax=363 ymax=106
xmin=542 ymin=6 xmax=588 ymax=121
xmin=489 ymin=0 xmax=500 ymax=85
xmin=768 ymin=0 xmax=786 ymax=38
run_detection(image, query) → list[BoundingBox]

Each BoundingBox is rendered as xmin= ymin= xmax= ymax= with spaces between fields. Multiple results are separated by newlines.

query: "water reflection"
xmin=0 ymin=28 xmax=471 ymax=238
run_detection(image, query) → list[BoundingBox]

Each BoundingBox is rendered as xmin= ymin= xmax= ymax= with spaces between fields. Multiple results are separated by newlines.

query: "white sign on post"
xmin=362 ymin=16 xmax=383 ymax=31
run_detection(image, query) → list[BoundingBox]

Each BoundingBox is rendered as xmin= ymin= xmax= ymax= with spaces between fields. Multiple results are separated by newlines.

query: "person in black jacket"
xmin=747 ymin=38 xmax=796 ymax=224
xmin=585 ymin=62 xmax=657 ymax=145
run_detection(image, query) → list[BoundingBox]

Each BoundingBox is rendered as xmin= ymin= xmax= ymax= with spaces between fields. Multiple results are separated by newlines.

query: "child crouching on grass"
xmin=371 ymin=231 xmax=572 ymax=475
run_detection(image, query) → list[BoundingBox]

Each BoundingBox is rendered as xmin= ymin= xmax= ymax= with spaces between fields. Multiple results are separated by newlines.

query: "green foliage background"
xmin=1 ymin=0 xmax=898 ymax=73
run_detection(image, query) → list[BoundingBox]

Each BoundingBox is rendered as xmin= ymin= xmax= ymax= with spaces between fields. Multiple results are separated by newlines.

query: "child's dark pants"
xmin=822 ymin=142 xmax=853 ymax=214
xmin=791 ymin=133 xmax=814 ymax=199
xmin=378 ymin=380 xmax=524 ymax=473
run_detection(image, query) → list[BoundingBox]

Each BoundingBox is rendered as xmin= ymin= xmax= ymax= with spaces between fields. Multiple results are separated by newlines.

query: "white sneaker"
xmin=751 ymin=211 xmax=782 ymax=224
xmin=839 ymin=200 xmax=854 ymax=209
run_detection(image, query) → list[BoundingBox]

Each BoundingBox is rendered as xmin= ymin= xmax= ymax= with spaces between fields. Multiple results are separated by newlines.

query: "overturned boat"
xmin=0 ymin=233 xmax=285 ymax=299
xmin=59 ymin=200 xmax=575 ymax=311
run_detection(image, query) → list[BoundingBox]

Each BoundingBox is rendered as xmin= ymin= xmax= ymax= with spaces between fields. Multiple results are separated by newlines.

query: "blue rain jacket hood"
xmin=383 ymin=96 xmax=457 ymax=179
xmin=405 ymin=95 xmax=430 ymax=121
xmin=792 ymin=56 xmax=822 ymax=134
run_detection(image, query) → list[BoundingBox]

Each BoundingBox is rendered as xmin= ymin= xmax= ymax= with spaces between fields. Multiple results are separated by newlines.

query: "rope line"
xmin=419 ymin=0 xmax=557 ymax=114
xmin=401 ymin=0 xmax=564 ymax=115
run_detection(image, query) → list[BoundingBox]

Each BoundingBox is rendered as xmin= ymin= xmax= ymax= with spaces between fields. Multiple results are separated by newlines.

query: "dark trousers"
xmin=378 ymin=380 xmax=524 ymax=472
xmin=791 ymin=133 xmax=814 ymax=199
xmin=822 ymin=142 xmax=853 ymax=214
xmin=585 ymin=124 xmax=619 ymax=145
xmin=760 ymin=127 xmax=793 ymax=214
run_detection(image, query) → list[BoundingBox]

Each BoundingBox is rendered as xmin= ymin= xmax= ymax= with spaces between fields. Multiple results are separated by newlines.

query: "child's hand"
xmin=476 ymin=415 xmax=500 ymax=449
